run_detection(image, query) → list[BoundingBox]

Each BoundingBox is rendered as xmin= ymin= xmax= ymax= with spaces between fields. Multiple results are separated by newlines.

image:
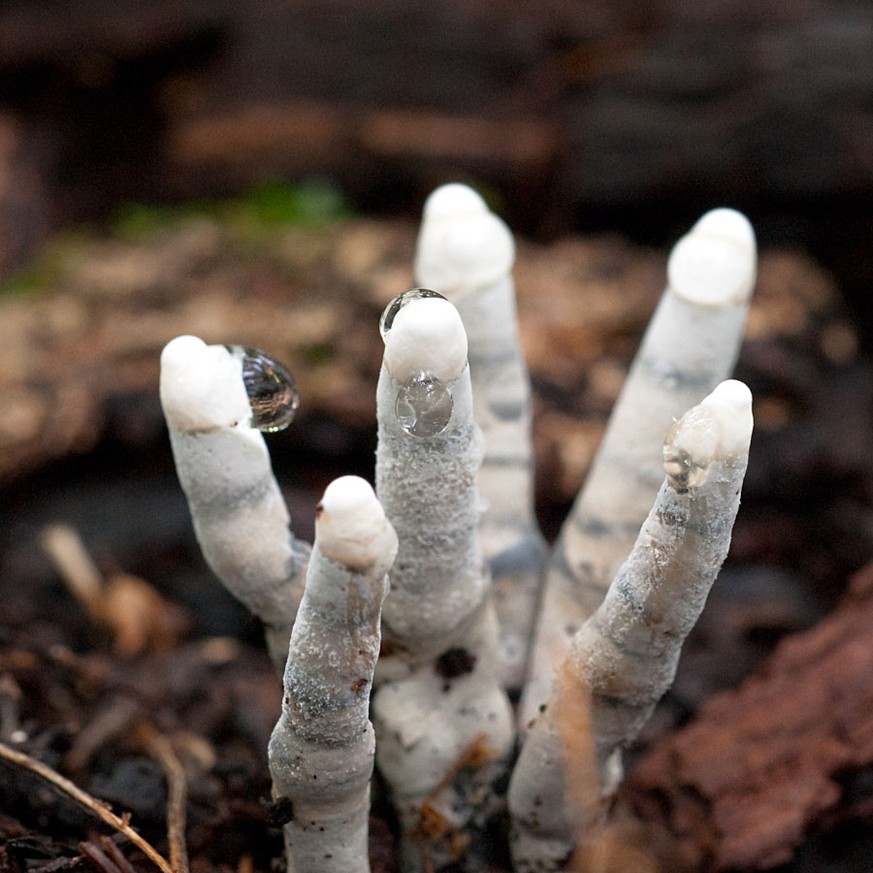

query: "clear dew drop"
xmin=379 ymin=288 xmax=447 ymax=341
xmin=395 ymin=371 xmax=453 ymax=437
xmin=663 ymin=420 xmax=710 ymax=493
xmin=226 ymin=345 xmax=300 ymax=432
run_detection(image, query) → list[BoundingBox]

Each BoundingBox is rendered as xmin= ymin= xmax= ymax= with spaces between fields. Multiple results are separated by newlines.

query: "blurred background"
xmin=2 ymin=0 xmax=873 ymax=296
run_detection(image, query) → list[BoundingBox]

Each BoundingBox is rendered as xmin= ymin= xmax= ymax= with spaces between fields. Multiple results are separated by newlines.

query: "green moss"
xmin=112 ymin=202 xmax=191 ymax=242
xmin=112 ymin=179 xmax=351 ymax=243
xmin=0 ymin=180 xmax=352 ymax=296
xmin=0 ymin=266 xmax=46 ymax=297
xmin=0 ymin=233 xmax=89 ymax=298
xmin=229 ymin=180 xmax=351 ymax=229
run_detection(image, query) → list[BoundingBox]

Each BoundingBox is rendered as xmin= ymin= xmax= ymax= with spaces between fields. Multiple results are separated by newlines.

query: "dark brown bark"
xmin=630 ymin=563 xmax=873 ymax=871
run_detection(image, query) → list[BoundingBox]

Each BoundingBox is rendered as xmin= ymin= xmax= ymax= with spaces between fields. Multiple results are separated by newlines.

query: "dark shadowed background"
xmin=2 ymin=0 xmax=873 ymax=318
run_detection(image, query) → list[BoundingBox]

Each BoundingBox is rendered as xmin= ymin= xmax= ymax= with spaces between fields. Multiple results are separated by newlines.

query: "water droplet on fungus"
xmin=226 ymin=345 xmax=299 ymax=432
xmin=395 ymin=372 xmax=453 ymax=437
xmin=379 ymin=288 xmax=447 ymax=341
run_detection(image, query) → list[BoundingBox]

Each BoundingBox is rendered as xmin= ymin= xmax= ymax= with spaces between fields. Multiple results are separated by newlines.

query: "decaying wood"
xmin=3 ymin=0 xmax=873 ymax=246
xmin=628 ymin=561 xmax=873 ymax=871
xmin=168 ymin=103 xmax=561 ymax=178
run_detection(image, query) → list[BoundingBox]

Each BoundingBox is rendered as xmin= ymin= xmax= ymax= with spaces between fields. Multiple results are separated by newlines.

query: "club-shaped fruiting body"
xmin=373 ymin=293 xmax=515 ymax=871
xmin=269 ymin=476 xmax=397 ymax=873
xmin=159 ymin=191 xmax=760 ymax=873
xmin=521 ymin=208 xmax=757 ymax=726
xmin=509 ymin=380 xmax=754 ymax=872
xmin=375 ymin=296 xmax=478 ymax=657
xmin=415 ymin=183 xmax=547 ymax=692
xmin=414 ymin=183 xmax=515 ymax=297
xmin=159 ymin=335 xmax=310 ymax=674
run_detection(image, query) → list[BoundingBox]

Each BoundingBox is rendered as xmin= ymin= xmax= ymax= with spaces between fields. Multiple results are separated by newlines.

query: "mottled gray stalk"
xmin=268 ymin=476 xmax=395 ymax=873
xmin=510 ymin=380 xmax=754 ymax=872
xmin=372 ymin=296 xmax=515 ymax=872
xmin=522 ymin=209 xmax=757 ymax=725
xmin=160 ymin=336 xmax=310 ymax=674
xmin=415 ymin=183 xmax=547 ymax=691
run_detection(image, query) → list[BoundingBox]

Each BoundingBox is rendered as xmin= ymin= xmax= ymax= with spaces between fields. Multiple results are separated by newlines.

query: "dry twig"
xmin=79 ymin=836 xmax=140 ymax=873
xmin=137 ymin=725 xmax=191 ymax=873
xmin=0 ymin=740 xmax=173 ymax=873
xmin=97 ymin=836 xmax=140 ymax=873
xmin=79 ymin=839 xmax=126 ymax=873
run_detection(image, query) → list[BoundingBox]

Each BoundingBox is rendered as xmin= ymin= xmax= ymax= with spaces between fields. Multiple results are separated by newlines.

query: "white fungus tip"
xmin=383 ymin=297 xmax=468 ymax=383
xmin=159 ymin=335 xmax=251 ymax=432
xmin=692 ymin=208 xmax=756 ymax=254
xmin=667 ymin=208 xmax=757 ymax=307
xmin=414 ymin=183 xmax=515 ymax=295
xmin=320 ymin=475 xmax=379 ymax=517
xmin=422 ymin=183 xmax=489 ymax=217
xmin=316 ymin=476 xmax=398 ymax=572
xmin=699 ymin=379 xmax=754 ymax=457
xmin=161 ymin=334 xmax=208 ymax=368
xmin=664 ymin=379 xmax=753 ymax=488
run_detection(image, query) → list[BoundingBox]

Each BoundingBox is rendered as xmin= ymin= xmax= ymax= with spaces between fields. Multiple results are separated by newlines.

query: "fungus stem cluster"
xmin=160 ymin=185 xmax=757 ymax=872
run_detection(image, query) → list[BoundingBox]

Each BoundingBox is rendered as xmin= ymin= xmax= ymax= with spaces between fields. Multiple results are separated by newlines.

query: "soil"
xmin=1 ymin=211 xmax=872 ymax=873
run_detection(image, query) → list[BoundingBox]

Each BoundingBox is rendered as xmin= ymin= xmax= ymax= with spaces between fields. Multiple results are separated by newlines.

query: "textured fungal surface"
xmin=158 ymin=188 xmax=760 ymax=873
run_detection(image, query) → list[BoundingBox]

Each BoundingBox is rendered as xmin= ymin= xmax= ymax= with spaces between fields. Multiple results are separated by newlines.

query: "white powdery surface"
xmin=316 ymin=476 xmax=398 ymax=573
xmin=382 ymin=297 xmax=468 ymax=383
xmin=667 ymin=207 xmax=757 ymax=307
xmin=159 ymin=335 xmax=251 ymax=432
xmin=666 ymin=379 xmax=754 ymax=474
xmin=414 ymin=183 xmax=515 ymax=295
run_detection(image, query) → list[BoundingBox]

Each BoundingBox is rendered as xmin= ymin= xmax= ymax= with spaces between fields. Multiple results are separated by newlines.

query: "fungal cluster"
xmin=159 ymin=184 xmax=756 ymax=872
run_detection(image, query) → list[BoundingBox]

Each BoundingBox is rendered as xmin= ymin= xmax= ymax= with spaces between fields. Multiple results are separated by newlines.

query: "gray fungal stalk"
xmin=268 ymin=476 xmax=396 ymax=873
xmin=415 ymin=183 xmax=547 ymax=692
xmin=159 ymin=336 xmax=310 ymax=674
xmin=372 ymin=293 xmax=515 ymax=872
xmin=522 ymin=208 xmax=757 ymax=725
xmin=509 ymin=380 xmax=754 ymax=872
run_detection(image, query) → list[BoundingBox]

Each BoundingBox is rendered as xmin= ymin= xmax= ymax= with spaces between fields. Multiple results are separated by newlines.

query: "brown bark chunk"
xmin=629 ymin=563 xmax=873 ymax=870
